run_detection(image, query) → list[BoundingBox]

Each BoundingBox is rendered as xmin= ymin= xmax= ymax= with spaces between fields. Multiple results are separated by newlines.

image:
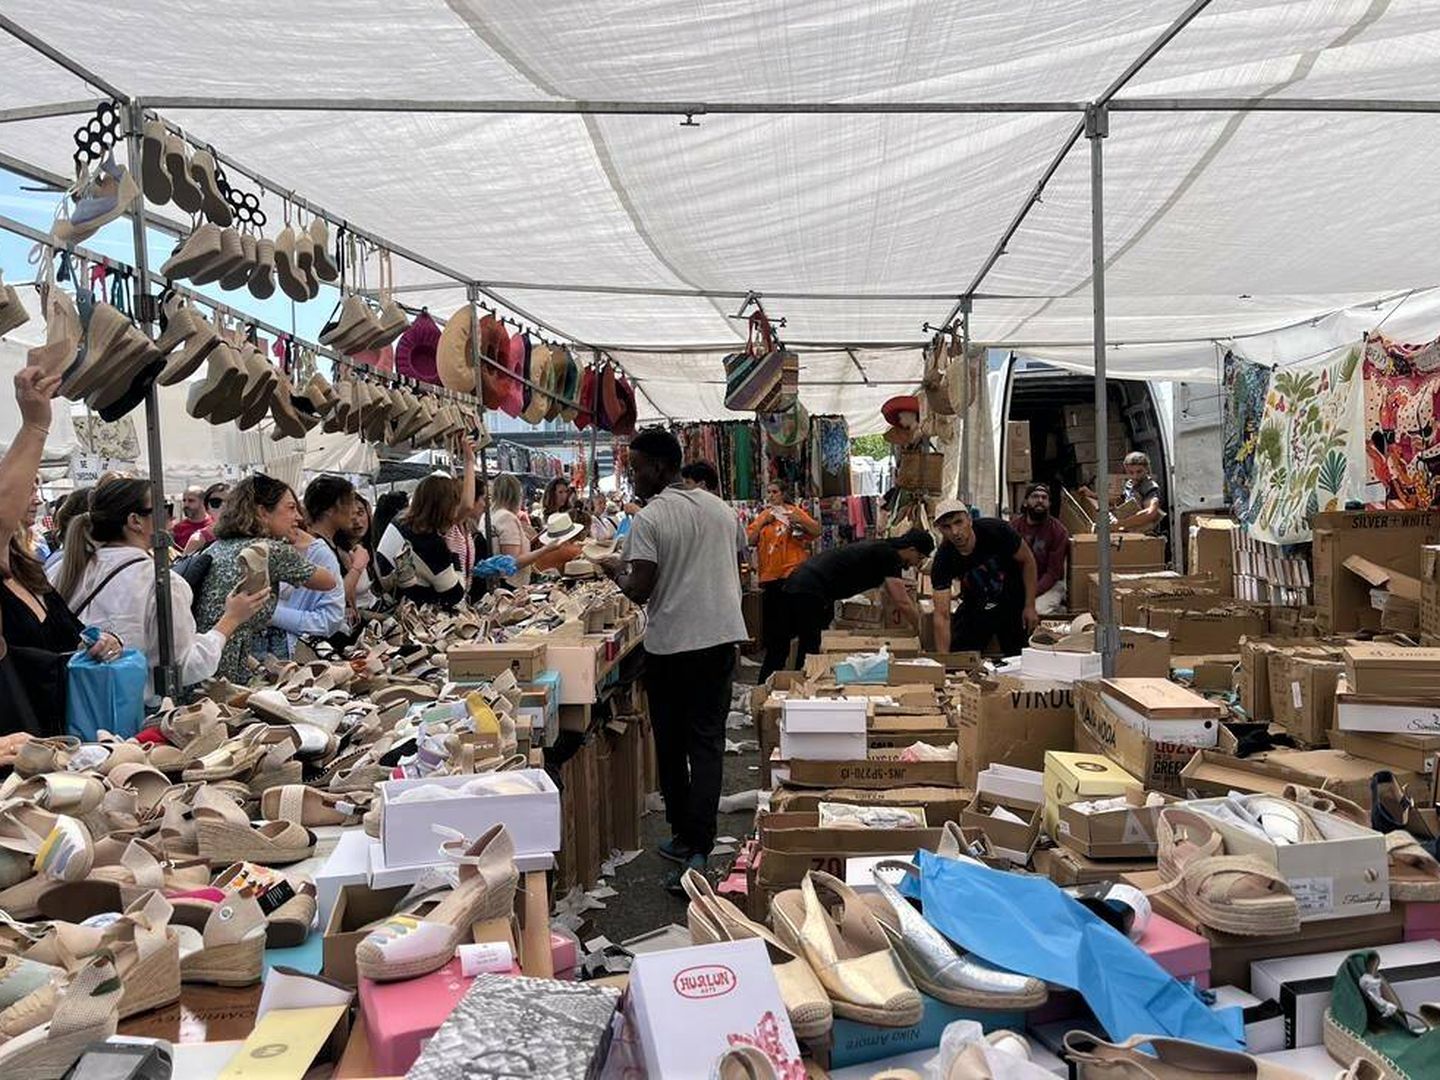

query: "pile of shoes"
xmin=0 ymin=272 xmax=28 ymax=338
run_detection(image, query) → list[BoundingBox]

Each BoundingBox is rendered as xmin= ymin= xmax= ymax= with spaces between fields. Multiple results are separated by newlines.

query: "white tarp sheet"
xmin=1 ymin=2 xmax=1440 ymax=424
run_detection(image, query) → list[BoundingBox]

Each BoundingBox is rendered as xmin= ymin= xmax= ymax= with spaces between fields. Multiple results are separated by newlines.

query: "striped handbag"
xmin=724 ymin=311 xmax=796 ymax=412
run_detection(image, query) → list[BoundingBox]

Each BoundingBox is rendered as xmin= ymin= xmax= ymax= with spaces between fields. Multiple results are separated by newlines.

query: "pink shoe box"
xmin=551 ymin=929 xmax=579 ymax=973
xmin=1137 ymin=913 xmax=1211 ymax=989
xmin=1402 ymin=900 xmax=1440 ymax=935
xmin=359 ymin=957 xmax=521 ymax=1076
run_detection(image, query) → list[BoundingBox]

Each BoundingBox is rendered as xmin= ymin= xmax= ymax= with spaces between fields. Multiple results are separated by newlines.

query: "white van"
xmin=987 ymin=354 xmax=1225 ymax=569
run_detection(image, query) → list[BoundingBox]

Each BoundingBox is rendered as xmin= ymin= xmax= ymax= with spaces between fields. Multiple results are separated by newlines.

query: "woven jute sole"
xmin=119 ymin=941 xmax=181 ymax=1019
xmin=1323 ymin=1013 xmax=1407 ymax=1080
xmin=197 ymin=821 xmax=312 ymax=867
xmin=771 ymin=904 xmax=920 ymax=1030
xmin=0 ymin=1018 xmax=118 ymax=1080
xmin=1158 ymin=852 xmax=1300 ymax=937
xmin=180 ymin=936 xmax=263 ymax=987
xmin=355 ymin=875 xmax=516 ymax=982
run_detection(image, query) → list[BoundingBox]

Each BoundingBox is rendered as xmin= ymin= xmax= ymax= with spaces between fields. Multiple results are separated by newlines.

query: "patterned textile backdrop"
xmin=1221 ymin=350 xmax=1270 ymax=521
xmin=1362 ymin=330 xmax=1440 ymax=509
xmin=1244 ymin=343 xmax=1367 ymax=544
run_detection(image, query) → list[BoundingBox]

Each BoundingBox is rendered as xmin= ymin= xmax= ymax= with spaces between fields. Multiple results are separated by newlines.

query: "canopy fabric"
xmin=1 ymin=2 xmax=1439 ymax=424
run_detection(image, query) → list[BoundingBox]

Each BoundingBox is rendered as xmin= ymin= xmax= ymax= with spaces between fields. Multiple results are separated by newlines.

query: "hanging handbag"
xmin=923 ymin=335 xmax=955 ymax=416
xmin=760 ymin=400 xmax=809 ymax=458
xmin=723 ymin=312 xmax=781 ymax=412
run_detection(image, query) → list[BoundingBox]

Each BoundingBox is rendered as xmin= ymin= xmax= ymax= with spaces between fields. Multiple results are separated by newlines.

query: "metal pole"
xmin=468 ymin=284 xmax=496 ymax=569
xmin=1087 ymin=104 xmax=1117 ymax=677
xmin=958 ymin=301 xmax=972 ymax=504
xmin=124 ymin=100 xmax=177 ymax=699
xmin=589 ymin=351 xmax=600 ymax=497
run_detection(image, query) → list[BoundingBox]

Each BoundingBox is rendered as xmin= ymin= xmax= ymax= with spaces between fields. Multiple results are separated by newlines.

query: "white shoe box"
xmin=976 ymin=763 xmax=1045 ymax=806
xmin=368 ymin=837 xmax=554 ymax=890
xmin=1251 ymin=939 xmax=1440 ymax=1048
xmin=1209 ymin=984 xmax=1285 ymax=1054
xmin=782 ymin=698 xmax=868 ymax=732
xmin=778 ymin=727 xmax=867 ymax=761
xmin=379 ymin=769 xmax=560 ymax=869
xmin=1255 ymin=1046 xmax=1350 ymax=1079
xmin=1336 ymin=696 xmax=1440 ymax=734
xmin=628 ymin=938 xmax=799 ymax=1079
xmin=314 ymin=827 xmax=372 ymax=931
xmin=1020 ymin=648 xmax=1103 ymax=682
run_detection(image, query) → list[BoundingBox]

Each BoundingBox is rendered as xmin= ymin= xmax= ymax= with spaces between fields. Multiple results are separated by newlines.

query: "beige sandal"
xmin=177 ymin=890 xmax=267 ymax=986
xmin=0 ymin=952 xmax=120 ymax=1078
xmin=1387 ymin=831 xmax=1440 ymax=902
xmin=770 ymin=871 xmax=922 ymax=1029
xmin=259 ymin=784 xmax=368 ymax=827
xmin=1155 ymin=809 xmax=1299 ymax=937
xmin=181 ymin=726 xmax=267 ymax=782
xmin=1062 ymin=1031 xmax=1311 ymax=1078
xmin=194 ymin=786 xmax=314 ymax=866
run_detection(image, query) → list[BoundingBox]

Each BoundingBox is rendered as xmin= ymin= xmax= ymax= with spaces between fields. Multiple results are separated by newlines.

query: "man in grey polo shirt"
xmin=603 ymin=427 xmax=747 ymax=892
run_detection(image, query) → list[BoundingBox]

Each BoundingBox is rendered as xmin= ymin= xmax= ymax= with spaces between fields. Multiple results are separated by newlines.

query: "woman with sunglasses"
xmin=51 ymin=478 xmax=269 ymax=702
xmin=193 ymin=475 xmax=337 ymax=683
xmin=180 ymin=482 xmax=229 ymax=555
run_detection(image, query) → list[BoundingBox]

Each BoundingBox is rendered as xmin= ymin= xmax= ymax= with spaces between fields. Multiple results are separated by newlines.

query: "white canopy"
xmin=2 ymin=2 xmax=1440 ymax=424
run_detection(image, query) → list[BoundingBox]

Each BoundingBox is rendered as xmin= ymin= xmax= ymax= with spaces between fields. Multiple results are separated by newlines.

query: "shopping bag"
xmin=66 ymin=637 xmax=147 ymax=741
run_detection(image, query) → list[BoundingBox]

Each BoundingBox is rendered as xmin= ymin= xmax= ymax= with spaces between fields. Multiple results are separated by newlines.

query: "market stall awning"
xmin=3 ymin=2 xmax=1440 ymax=422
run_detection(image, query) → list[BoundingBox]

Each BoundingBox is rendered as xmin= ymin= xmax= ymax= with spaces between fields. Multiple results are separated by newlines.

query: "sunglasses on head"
xmin=206 ymin=498 xmax=224 ymax=509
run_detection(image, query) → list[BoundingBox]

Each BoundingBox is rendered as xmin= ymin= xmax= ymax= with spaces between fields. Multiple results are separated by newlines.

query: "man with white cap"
xmin=931 ymin=499 xmax=1039 ymax=657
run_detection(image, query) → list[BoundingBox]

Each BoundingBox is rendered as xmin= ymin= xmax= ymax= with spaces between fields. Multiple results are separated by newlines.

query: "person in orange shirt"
xmin=748 ymin=480 xmax=822 ymax=681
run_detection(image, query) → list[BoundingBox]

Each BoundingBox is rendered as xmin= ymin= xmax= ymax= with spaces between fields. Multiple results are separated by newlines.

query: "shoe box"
xmin=627 ymin=938 xmax=802 ymax=1079
xmin=816 ymin=994 xmax=1027 ymax=1071
xmin=1042 ymin=750 xmax=1142 ymax=837
xmin=379 ymin=769 xmax=561 ymax=869
xmin=1251 ymin=939 xmax=1440 ymax=1049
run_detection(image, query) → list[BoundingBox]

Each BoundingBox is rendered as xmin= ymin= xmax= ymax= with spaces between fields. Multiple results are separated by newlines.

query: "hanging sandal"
xmin=0 ymin=951 xmax=121 ymax=1079
xmin=866 ymin=861 xmax=1047 ymax=1010
xmin=1154 ymin=808 xmax=1300 ymax=937
xmin=770 ymin=871 xmax=923 ymax=1029
xmin=681 ymin=867 xmax=831 ymax=1040
xmin=1061 ymin=1031 xmax=1311 ymax=1079
xmin=355 ymin=824 xmax=519 ymax=982
xmin=193 ymin=785 xmax=314 ymax=867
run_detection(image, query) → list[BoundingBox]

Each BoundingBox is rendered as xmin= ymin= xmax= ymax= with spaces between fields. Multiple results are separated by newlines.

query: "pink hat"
xmin=395 ymin=310 xmax=441 ymax=385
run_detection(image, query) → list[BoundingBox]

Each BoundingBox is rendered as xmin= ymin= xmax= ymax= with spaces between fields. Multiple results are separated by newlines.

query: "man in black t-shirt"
xmin=931 ymin=500 xmax=1038 ymax=657
xmin=782 ymin=530 xmax=934 ymax=669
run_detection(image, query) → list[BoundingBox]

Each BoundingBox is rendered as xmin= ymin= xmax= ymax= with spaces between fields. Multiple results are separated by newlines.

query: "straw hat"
xmin=541 ymin=511 xmax=585 ymax=545
xmin=521 ymin=342 xmax=551 ymax=424
xmin=436 ymin=304 xmax=475 ymax=392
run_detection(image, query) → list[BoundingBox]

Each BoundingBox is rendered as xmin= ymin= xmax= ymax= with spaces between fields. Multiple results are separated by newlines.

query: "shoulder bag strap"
xmin=73 ymin=555 xmax=150 ymax=617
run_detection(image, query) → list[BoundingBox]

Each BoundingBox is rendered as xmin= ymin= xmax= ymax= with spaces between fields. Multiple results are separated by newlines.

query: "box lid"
xmin=1100 ymin=677 xmax=1223 ymax=719
xmin=1043 ymin=751 xmax=1142 ymax=798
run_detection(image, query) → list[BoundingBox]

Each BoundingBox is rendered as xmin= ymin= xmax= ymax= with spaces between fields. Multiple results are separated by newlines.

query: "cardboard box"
xmin=769 ymin=786 xmax=970 ymax=828
xmin=1042 ymin=748 xmax=1143 ymax=836
xmin=821 ymin=632 xmax=922 ymax=657
xmin=960 ymin=792 xmax=1042 ymax=865
xmin=1033 ymin=844 xmax=1156 ymax=886
xmin=784 ymin=754 xmax=959 ymax=789
xmin=779 ymin=728 xmax=868 ymax=761
xmin=783 ymin=698 xmax=869 ymax=733
xmin=1180 ymin=748 xmax=1419 ymax=810
xmin=888 ymin=659 xmax=947 ymax=687
xmin=825 ymin=995 xmax=1025 ymax=1070
xmin=756 ymin=811 xmax=942 ymax=886
xmin=897 ymin=450 xmax=944 ymax=493
xmin=1328 ymin=728 xmax=1440 ymax=775
xmin=1188 ymin=796 xmax=1389 ymax=922
xmin=1070 ymin=534 xmax=1168 ymax=614
xmin=548 ymin=642 xmax=602 ymax=704
xmin=1312 ymin=510 xmax=1440 ymax=632
xmin=1268 ymin=650 xmax=1344 ymax=746
xmin=1251 ymin=940 xmax=1440 ymax=1049
xmin=323 ymin=882 xmax=414 ymax=987
xmin=1112 ymin=575 xmax=1222 ymax=627
xmin=1344 ymin=643 xmax=1440 ymax=698
xmin=1189 ymin=656 xmax=1238 ymax=692
xmin=1143 ymin=604 xmax=1269 ymax=655
xmin=1020 ymin=647 xmax=1102 ymax=682
xmin=628 ymin=939 xmax=800 ymax=1078
xmin=955 ymin=676 xmax=1075 ymax=789
xmin=1137 ymin=914 xmax=1212 ymax=988
xmin=1422 ymin=545 xmax=1440 ymax=639
xmin=1006 ymin=420 xmax=1032 ymax=482
xmin=447 ymin=641 xmax=547 ymax=680
xmin=1335 ymin=689 xmax=1440 ymax=736
xmin=380 ymin=770 xmax=561 ymax=869
xmin=1239 ymin=638 xmax=1328 ymax=723
xmin=1056 ymin=788 xmax=1168 ymax=859
xmin=1132 ymin=870 xmax=1406 ymax=990
xmin=1189 ymin=518 xmax=1237 ymax=596
xmin=315 ymin=827 xmax=372 ymax=933
xmin=1072 ymin=681 xmax=1197 ymax=796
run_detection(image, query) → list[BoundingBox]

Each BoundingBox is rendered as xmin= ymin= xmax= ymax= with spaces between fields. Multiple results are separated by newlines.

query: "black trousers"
xmin=643 ymin=642 xmax=737 ymax=856
xmin=758 ymin=580 xmax=793 ymax=683
xmin=951 ymin=601 xmax=1029 ymax=658
xmin=785 ymin=590 xmax=834 ymax=673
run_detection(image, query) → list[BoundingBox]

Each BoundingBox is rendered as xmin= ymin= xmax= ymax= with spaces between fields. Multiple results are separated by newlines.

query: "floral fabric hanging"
xmin=1243 ymin=343 xmax=1367 ymax=544
xmin=1361 ymin=330 xmax=1440 ymax=510
xmin=1221 ymin=350 xmax=1270 ymax=521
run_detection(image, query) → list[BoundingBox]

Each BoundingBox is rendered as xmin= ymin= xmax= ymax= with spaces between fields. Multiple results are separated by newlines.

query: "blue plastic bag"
xmin=66 ymin=630 xmax=147 ymax=740
xmin=473 ymin=555 xmax=519 ymax=578
xmin=906 ymin=850 xmax=1243 ymax=1050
